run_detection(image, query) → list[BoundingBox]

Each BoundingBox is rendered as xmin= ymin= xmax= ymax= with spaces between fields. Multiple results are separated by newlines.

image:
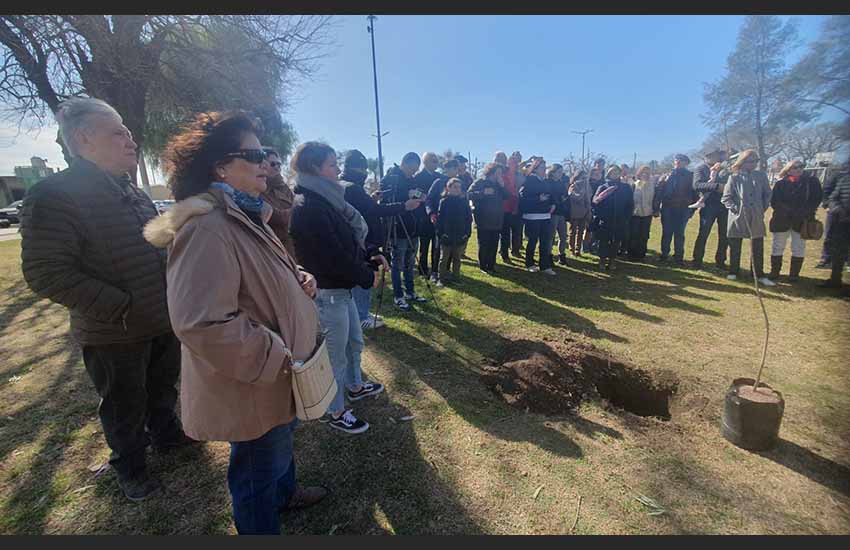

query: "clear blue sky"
xmin=286 ymin=14 xmax=829 ymax=169
xmin=0 ymin=15 xmax=831 ymax=177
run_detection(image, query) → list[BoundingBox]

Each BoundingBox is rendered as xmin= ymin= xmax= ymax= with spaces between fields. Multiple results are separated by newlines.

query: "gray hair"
xmin=55 ymin=98 xmax=122 ymax=157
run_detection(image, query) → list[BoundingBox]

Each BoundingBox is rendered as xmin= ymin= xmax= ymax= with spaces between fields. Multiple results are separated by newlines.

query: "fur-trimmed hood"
xmin=144 ymin=194 xmax=216 ymax=249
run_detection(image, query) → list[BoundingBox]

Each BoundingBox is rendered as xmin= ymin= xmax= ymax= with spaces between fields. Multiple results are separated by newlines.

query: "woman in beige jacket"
xmin=144 ymin=111 xmax=327 ymax=535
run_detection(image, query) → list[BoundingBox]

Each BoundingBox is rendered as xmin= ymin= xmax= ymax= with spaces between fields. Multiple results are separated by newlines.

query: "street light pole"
xmin=367 ymin=15 xmax=385 ymax=179
xmin=572 ymin=129 xmax=593 ymax=167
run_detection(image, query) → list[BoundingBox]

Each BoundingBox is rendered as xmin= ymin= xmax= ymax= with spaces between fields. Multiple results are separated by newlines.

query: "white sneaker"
xmin=726 ymin=274 xmax=738 ymax=281
xmin=527 ymin=265 xmax=540 ymax=273
xmin=435 ymin=280 xmax=444 ymax=288
xmin=542 ymin=268 xmax=556 ymax=276
xmin=758 ymin=277 xmax=776 ymax=287
xmin=360 ymin=316 xmax=385 ymax=329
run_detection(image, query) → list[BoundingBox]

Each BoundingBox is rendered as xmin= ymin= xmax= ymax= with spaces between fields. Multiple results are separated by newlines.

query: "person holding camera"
xmin=289 ymin=142 xmax=388 ymax=434
xmin=380 ymin=153 xmax=428 ymax=311
xmin=341 ymin=150 xmax=421 ymax=329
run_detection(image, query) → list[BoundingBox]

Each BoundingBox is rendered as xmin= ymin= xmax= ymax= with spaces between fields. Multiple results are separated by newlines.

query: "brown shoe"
xmin=284 ymin=485 xmax=329 ymax=511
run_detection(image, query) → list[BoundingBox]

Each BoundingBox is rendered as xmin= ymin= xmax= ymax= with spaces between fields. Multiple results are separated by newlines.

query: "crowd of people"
xmin=16 ymin=98 xmax=850 ymax=535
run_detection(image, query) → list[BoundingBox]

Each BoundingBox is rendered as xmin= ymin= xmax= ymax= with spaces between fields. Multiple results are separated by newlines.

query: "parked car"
xmin=0 ymin=200 xmax=23 ymax=226
xmin=153 ymin=200 xmax=175 ymax=215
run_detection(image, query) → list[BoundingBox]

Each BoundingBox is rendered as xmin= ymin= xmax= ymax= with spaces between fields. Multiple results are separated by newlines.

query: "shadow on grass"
xmin=756 ymin=438 xmax=850 ymax=498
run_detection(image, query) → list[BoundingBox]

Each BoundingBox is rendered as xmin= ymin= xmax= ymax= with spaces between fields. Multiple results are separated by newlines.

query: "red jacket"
xmin=502 ymin=161 xmax=520 ymax=214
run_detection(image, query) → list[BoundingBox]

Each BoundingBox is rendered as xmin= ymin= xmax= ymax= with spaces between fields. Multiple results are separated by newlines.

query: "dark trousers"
xmin=628 ymin=215 xmax=653 ymax=259
xmin=477 ymin=229 xmax=501 ymax=272
xmin=419 ymin=229 xmax=435 ymax=277
xmin=569 ymin=218 xmax=588 ymax=254
xmin=597 ymin=226 xmax=619 ymax=260
xmin=618 ymin=217 xmax=631 ymax=255
xmin=439 ymin=242 xmax=465 ymax=281
xmin=524 ymin=218 xmax=553 ymax=269
xmin=729 ymin=237 xmax=765 ymax=277
xmin=660 ymin=207 xmax=692 ymax=260
xmin=692 ymin=203 xmax=729 ymax=265
xmin=500 ymin=212 xmax=523 ymax=257
xmin=228 ymin=420 xmax=297 ymax=535
xmin=81 ymin=332 xmax=182 ymax=479
xmin=829 ymin=220 xmax=850 ymax=273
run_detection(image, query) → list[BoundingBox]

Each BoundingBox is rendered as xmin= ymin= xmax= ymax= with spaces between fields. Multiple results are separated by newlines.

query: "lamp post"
xmin=572 ymin=129 xmax=593 ymax=167
xmin=367 ymin=15 xmax=386 ymax=179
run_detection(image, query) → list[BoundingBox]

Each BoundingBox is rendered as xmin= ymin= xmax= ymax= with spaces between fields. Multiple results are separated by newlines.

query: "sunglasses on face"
xmin=223 ymin=149 xmax=268 ymax=164
xmin=269 ymin=161 xmax=282 ymax=168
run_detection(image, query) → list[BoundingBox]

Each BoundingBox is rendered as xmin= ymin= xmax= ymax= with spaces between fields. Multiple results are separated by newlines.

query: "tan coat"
xmin=144 ymin=188 xmax=319 ymax=442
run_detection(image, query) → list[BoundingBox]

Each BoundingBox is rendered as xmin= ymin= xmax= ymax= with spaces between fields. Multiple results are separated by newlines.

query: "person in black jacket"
xmin=818 ymin=161 xmax=850 ymax=290
xmin=546 ymin=164 xmax=571 ymax=265
xmin=768 ymin=160 xmax=822 ymax=282
xmin=19 ymin=98 xmax=192 ymax=502
xmin=691 ymin=149 xmax=730 ymax=270
xmin=436 ymin=178 xmax=472 ymax=285
xmin=519 ymin=157 xmax=556 ymax=275
xmin=414 ymin=152 xmax=441 ymax=280
xmin=591 ymin=165 xmax=635 ymax=271
xmin=455 ymin=154 xmax=474 ymax=193
xmin=380 ymin=152 xmax=428 ymax=311
xmin=342 ymin=150 xmax=422 ymax=329
xmin=656 ymin=154 xmax=697 ymax=266
xmin=468 ymin=163 xmax=509 ymax=274
xmin=289 ymin=142 xmax=388 ymax=435
xmin=583 ymin=166 xmax=606 ymax=254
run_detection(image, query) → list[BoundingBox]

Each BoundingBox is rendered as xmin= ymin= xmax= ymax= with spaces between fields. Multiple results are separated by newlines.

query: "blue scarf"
xmin=210 ymin=182 xmax=264 ymax=213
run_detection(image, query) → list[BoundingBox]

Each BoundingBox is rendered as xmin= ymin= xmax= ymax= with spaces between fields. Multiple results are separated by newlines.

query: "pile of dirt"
xmin=480 ymin=337 xmax=679 ymax=419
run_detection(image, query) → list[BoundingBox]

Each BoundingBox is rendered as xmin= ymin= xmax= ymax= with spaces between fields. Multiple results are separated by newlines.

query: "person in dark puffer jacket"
xmin=591 ymin=165 xmax=634 ymax=271
xmin=342 ymin=150 xmax=421 ymax=329
xmin=468 ymin=163 xmax=509 ymax=274
xmin=546 ymin=164 xmax=571 ymax=265
xmin=289 ymin=142 xmax=388 ymax=435
xmin=19 ymin=98 xmax=191 ymax=502
xmin=519 ymin=157 xmax=556 ymax=274
xmin=768 ymin=160 xmax=822 ymax=282
xmin=435 ymin=178 xmax=472 ymax=284
xmin=818 ymin=160 xmax=850 ymax=290
xmin=413 ymin=152 xmax=441 ymax=280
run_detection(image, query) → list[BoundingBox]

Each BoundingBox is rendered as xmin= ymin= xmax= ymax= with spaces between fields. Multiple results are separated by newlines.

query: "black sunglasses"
xmin=223 ymin=149 xmax=268 ymax=164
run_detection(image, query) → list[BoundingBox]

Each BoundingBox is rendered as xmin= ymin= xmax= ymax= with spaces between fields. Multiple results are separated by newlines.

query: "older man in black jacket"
xmin=691 ymin=149 xmax=730 ymax=270
xmin=19 ymin=98 xmax=191 ymax=502
xmin=819 ymin=162 xmax=850 ymax=290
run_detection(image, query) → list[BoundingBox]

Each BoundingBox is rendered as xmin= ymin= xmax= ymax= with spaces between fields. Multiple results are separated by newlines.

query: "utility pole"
xmin=572 ymin=129 xmax=593 ymax=167
xmin=367 ymin=15 xmax=385 ymax=179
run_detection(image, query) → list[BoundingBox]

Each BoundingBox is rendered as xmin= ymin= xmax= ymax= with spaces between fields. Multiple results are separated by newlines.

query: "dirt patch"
xmin=481 ymin=337 xmax=679 ymax=420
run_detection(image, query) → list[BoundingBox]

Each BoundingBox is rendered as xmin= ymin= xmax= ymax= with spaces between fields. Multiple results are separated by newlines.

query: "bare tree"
xmin=703 ymin=15 xmax=811 ymax=170
xmin=781 ymin=122 xmax=846 ymax=165
xmin=0 ymin=15 xmax=333 ymax=194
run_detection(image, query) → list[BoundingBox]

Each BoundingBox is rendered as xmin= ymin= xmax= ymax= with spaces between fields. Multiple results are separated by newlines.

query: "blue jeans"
xmin=352 ymin=285 xmax=372 ymax=323
xmin=390 ymin=237 xmax=418 ymax=299
xmin=228 ymin=420 xmax=298 ymax=535
xmin=660 ymin=207 xmax=692 ymax=260
xmin=315 ymin=288 xmax=364 ymax=414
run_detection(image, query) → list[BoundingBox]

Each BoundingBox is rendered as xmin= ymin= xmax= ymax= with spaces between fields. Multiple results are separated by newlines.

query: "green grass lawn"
xmin=1 ymin=212 xmax=848 ymax=534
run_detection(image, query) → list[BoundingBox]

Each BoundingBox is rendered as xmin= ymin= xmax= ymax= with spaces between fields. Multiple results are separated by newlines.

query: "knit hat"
xmin=344 ymin=149 xmax=368 ymax=171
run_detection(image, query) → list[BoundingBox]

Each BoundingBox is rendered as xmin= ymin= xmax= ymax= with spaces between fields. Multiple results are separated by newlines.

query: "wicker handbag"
xmin=291 ymin=332 xmax=337 ymax=421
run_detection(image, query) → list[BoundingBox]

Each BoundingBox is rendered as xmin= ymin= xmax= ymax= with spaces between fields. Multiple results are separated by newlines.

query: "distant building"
xmin=14 ymin=157 xmax=56 ymax=190
xmin=0 ymin=176 xmax=26 ymax=207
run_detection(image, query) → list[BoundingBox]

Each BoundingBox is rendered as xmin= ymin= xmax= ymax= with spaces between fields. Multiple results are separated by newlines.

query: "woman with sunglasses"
xmin=721 ymin=149 xmax=775 ymax=286
xmin=288 ymin=141 xmax=388 ymax=436
xmin=768 ymin=160 xmax=822 ymax=282
xmin=144 ymin=111 xmax=327 ymax=535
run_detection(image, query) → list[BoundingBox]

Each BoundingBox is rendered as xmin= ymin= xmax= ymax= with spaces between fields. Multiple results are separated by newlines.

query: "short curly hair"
xmin=163 ymin=111 xmax=261 ymax=201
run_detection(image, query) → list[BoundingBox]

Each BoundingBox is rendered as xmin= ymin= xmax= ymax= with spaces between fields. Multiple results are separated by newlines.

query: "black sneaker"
xmin=117 ymin=471 xmax=161 ymax=502
xmin=328 ymin=410 xmax=369 ymax=434
xmin=404 ymin=292 xmax=427 ymax=303
xmin=347 ymin=381 xmax=384 ymax=401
